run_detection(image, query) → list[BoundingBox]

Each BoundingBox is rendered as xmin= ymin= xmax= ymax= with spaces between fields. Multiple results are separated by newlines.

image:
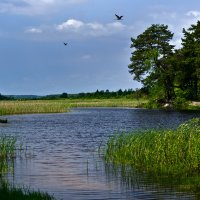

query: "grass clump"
xmin=104 ymin=118 xmax=200 ymax=176
xmin=0 ymin=136 xmax=55 ymax=199
xmin=0 ymin=135 xmax=17 ymax=174
xmin=0 ymin=182 xmax=55 ymax=200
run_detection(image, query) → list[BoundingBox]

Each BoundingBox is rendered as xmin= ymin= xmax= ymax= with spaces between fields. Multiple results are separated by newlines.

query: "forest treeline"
xmin=41 ymin=89 xmax=142 ymax=100
xmin=0 ymin=89 xmax=145 ymax=100
xmin=128 ymin=20 xmax=200 ymax=107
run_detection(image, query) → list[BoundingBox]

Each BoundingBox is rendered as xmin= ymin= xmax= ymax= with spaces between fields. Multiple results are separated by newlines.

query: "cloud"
xmin=149 ymin=11 xmax=177 ymax=20
xmin=81 ymin=54 xmax=92 ymax=60
xmin=0 ymin=0 xmax=87 ymax=15
xmin=25 ymin=28 xmax=42 ymax=33
xmin=186 ymin=10 xmax=200 ymax=18
xmin=56 ymin=19 xmax=127 ymax=37
xmin=57 ymin=19 xmax=84 ymax=30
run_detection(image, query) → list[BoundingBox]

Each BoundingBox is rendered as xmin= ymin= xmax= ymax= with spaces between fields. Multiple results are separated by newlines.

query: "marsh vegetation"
xmin=0 ymin=98 xmax=147 ymax=116
xmin=103 ymin=118 xmax=200 ymax=192
xmin=0 ymin=135 xmax=55 ymax=200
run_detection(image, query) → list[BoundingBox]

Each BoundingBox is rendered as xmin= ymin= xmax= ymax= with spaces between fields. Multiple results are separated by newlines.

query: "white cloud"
xmin=57 ymin=19 xmax=84 ymax=30
xmin=81 ymin=54 xmax=92 ymax=60
xmin=56 ymin=19 xmax=127 ymax=37
xmin=0 ymin=0 xmax=87 ymax=15
xmin=149 ymin=11 xmax=177 ymax=20
xmin=25 ymin=28 xmax=42 ymax=33
xmin=184 ymin=10 xmax=200 ymax=28
xmin=186 ymin=10 xmax=200 ymax=18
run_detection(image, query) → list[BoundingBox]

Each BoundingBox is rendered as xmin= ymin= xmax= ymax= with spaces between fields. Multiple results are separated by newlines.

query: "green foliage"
xmin=68 ymin=89 xmax=136 ymax=99
xmin=173 ymin=21 xmax=200 ymax=100
xmin=129 ymin=24 xmax=175 ymax=102
xmin=0 ymin=94 xmax=11 ymax=101
xmin=104 ymin=118 xmax=200 ymax=176
xmin=173 ymin=97 xmax=188 ymax=109
xmin=60 ymin=92 xmax=68 ymax=98
xmin=173 ymin=89 xmax=189 ymax=109
xmin=0 ymin=182 xmax=55 ymax=200
xmin=0 ymin=136 xmax=55 ymax=200
xmin=0 ymin=136 xmax=17 ymax=174
xmin=128 ymin=20 xmax=200 ymax=103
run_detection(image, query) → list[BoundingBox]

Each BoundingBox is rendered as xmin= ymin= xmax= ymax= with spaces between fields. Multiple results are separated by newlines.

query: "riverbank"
xmin=0 ymin=98 xmax=147 ymax=116
xmin=0 ymin=98 xmax=199 ymax=117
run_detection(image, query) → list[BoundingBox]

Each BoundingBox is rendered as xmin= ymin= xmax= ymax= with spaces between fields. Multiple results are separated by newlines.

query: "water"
xmin=1 ymin=108 xmax=200 ymax=200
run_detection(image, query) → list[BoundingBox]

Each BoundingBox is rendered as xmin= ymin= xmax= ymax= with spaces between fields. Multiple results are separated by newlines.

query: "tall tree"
xmin=128 ymin=24 xmax=175 ymax=102
xmin=179 ymin=21 xmax=200 ymax=100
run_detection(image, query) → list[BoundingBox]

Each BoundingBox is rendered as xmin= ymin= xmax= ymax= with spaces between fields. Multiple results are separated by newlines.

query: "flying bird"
xmin=115 ymin=14 xmax=123 ymax=20
xmin=63 ymin=42 xmax=68 ymax=46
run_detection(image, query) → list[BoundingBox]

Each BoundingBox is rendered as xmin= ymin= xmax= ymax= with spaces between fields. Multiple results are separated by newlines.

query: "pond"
xmin=1 ymin=108 xmax=200 ymax=200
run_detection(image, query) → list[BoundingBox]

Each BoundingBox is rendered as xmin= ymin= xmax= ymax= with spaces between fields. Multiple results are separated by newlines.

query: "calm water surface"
xmin=1 ymin=108 xmax=200 ymax=200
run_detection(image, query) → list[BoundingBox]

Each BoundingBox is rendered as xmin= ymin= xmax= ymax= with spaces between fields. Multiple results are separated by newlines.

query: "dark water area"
xmin=1 ymin=108 xmax=200 ymax=199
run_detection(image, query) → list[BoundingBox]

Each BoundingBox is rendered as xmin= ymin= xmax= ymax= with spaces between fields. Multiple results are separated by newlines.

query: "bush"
xmin=173 ymin=96 xmax=189 ymax=109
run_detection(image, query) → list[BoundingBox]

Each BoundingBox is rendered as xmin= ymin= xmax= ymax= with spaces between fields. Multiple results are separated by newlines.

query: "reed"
xmin=0 ymin=99 xmax=146 ymax=116
xmin=0 ymin=100 xmax=69 ymax=115
xmin=0 ymin=181 xmax=55 ymax=200
xmin=104 ymin=118 xmax=200 ymax=176
xmin=65 ymin=98 xmax=147 ymax=108
xmin=0 ymin=135 xmax=17 ymax=174
xmin=0 ymin=136 xmax=55 ymax=199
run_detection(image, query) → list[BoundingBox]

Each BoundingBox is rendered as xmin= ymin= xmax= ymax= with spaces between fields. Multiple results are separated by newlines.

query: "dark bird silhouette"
xmin=115 ymin=14 xmax=123 ymax=20
xmin=63 ymin=42 xmax=68 ymax=46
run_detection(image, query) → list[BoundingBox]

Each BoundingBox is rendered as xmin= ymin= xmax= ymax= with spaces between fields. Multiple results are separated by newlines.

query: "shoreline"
xmin=0 ymin=99 xmax=199 ymax=117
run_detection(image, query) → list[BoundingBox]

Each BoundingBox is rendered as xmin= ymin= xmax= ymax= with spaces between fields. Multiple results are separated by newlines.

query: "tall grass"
xmin=0 ymin=99 xmax=147 ymax=116
xmin=65 ymin=98 xmax=147 ymax=108
xmin=104 ymin=118 xmax=200 ymax=176
xmin=0 ymin=100 xmax=69 ymax=115
xmin=0 ymin=136 xmax=55 ymax=199
xmin=0 ymin=181 xmax=55 ymax=200
xmin=0 ymin=135 xmax=17 ymax=174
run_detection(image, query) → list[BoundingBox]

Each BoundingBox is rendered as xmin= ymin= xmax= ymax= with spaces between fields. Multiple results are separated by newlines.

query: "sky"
xmin=1 ymin=0 xmax=200 ymax=95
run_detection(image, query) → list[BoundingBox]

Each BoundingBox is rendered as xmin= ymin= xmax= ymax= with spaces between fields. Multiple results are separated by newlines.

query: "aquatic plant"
xmin=0 ymin=99 xmax=147 ymax=116
xmin=0 ymin=136 xmax=17 ymax=174
xmin=0 ymin=100 xmax=69 ymax=115
xmin=65 ymin=98 xmax=147 ymax=108
xmin=104 ymin=118 xmax=200 ymax=176
xmin=0 ymin=181 xmax=55 ymax=200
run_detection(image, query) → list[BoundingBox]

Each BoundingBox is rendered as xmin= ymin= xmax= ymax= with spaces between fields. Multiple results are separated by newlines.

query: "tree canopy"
xmin=129 ymin=24 xmax=175 ymax=102
xmin=129 ymin=21 xmax=200 ymax=104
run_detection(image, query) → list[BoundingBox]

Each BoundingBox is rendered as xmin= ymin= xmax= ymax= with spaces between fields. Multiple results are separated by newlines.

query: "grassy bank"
xmin=104 ymin=118 xmax=200 ymax=176
xmin=0 ymin=98 xmax=146 ymax=116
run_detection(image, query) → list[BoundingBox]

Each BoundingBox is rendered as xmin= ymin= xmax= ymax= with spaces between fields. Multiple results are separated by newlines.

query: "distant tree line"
xmin=0 ymin=89 xmax=148 ymax=101
xmin=41 ymin=89 xmax=143 ymax=100
xmin=69 ymin=89 xmax=136 ymax=99
xmin=0 ymin=94 xmax=11 ymax=100
xmin=128 ymin=20 xmax=200 ymax=106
